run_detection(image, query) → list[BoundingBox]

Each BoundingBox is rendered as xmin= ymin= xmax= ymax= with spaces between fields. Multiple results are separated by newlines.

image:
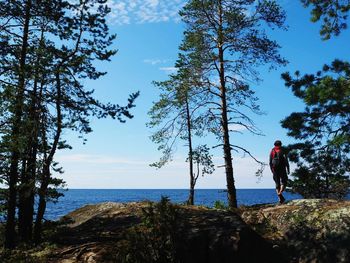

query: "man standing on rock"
xmin=269 ymin=140 xmax=290 ymax=204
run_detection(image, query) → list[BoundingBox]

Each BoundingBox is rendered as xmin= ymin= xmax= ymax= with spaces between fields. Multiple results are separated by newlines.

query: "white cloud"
xmin=56 ymin=154 xmax=149 ymax=165
xmin=159 ymin=66 xmax=178 ymax=74
xmin=149 ymin=0 xmax=159 ymax=8
xmin=55 ymin=151 xmax=277 ymax=189
xmin=106 ymin=0 xmax=130 ymax=25
xmin=106 ymin=0 xmax=186 ymax=25
xmin=143 ymin=58 xmax=168 ymax=65
xmin=228 ymin=124 xmax=247 ymax=132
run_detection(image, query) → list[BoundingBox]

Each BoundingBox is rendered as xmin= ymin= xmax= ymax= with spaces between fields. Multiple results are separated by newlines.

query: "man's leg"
xmin=278 ymin=185 xmax=285 ymax=203
xmin=278 ymin=173 xmax=288 ymax=203
xmin=273 ymin=173 xmax=281 ymax=202
xmin=279 ymin=184 xmax=286 ymax=195
xmin=277 ymin=188 xmax=284 ymax=203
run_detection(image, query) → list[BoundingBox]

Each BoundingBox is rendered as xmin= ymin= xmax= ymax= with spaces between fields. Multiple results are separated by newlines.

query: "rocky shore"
xmin=240 ymin=199 xmax=350 ymax=263
xmin=2 ymin=199 xmax=349 ymax=263
xmin=49 ymin=201 xmax=276 ymax=263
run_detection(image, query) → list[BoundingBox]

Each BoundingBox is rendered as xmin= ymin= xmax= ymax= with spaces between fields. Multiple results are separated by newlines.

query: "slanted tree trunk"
xmin=34 ymin=18 xmax=83 ymax=242
xmin=218 ymin=0 xmax=237 ymax=209
xmin=34 ymin=70 xmax=62 ymax=244
xmin=5 ymin=0 xmax=32 ymax=248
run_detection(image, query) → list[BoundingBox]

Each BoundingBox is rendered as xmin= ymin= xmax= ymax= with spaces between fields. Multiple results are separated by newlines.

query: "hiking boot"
xmin=278 ymin=194 xmax=285 ymax=204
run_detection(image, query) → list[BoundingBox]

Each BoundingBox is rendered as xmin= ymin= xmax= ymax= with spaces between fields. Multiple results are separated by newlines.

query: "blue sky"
xmin=55 ymin=0 xmax=349 ymax=189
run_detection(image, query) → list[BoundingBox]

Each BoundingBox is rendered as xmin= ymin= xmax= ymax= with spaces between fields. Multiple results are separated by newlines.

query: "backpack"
xmin=271 ymin=149 xmax=285 ymax=169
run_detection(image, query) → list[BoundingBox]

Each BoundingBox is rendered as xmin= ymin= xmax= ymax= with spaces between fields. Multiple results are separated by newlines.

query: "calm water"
xmin=45 ymin=189 xmax=303 ymax=220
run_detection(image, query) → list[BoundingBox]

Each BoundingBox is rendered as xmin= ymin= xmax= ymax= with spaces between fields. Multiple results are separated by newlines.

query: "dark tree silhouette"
xmin=301 ymin=0 xmax=350 ymax=39
xmin=282 ymin=60 xmax=350 ymax=199
xmin=0 ymin=0 xmax=138 ymax=247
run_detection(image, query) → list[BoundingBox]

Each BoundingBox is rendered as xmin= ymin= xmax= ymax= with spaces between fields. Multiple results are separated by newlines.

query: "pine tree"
xmin=179 ymin=0 xmax=286 ymax=208
xmin=287 ymin=145 xmax=350 ymax=199
xmin=280 ymin=1 xmax=350 ymax=199
xmin=0 ymin=0 xmax=139 ymax=247
xmin=148 ymin=51 xmax=211 ymax=205
xmin=186 ymin=145 xmax=214 ymax=204
xmin=301 ymin=0 xmax=350 ymax=40
xmin=282 ymin=60 xmax=350 ymax=199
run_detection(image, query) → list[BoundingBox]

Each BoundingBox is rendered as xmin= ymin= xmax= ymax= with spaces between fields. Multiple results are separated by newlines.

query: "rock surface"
xmin=43 ymin=199 xmax=350 ymax=263
xmin=49 ymin=202 xmax=277 ymax=263
xmin=240 ymin=199 xmax=350 ymax=263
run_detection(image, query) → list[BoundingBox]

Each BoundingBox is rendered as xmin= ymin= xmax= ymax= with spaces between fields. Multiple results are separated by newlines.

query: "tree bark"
xmin=34 ymin=13 xmax=82 ymax=241
xmin=34 ymin=70 xmax=62 ymax=243
xmin=218 ymin=0 xmax=237 ymax=208
xmin=18 ymin=28 xmax=45 ymax=243
xmin=5 ymin=0 xmax=32 ymax=248
xmin=18 ymin=72 xmax=40 ymax=243
xmin=18 ymin=156 xmax=31 ymax=242
xmin=185 ymin=96 xmax=195 ymax=205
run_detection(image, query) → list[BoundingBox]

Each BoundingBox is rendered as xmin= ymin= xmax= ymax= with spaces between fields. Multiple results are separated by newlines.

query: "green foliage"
xmin=282 ymin=61 xmax=350 ymax=198
xmin=0 ymin=245 xmax=55 ymax=263
xmin=280 ymin=4 xmax=350 ymax=196
xmin=175 ymin=0 xmax=287 ymax=208
xmin=0 ymin=0 xmax=139 ymax=246
xmin=0 ymin=188 xmax=6 ymax=217
xmin=281 ymin=60 xmax=350 ymax=153
xmin=147 ymin=53 xmax=208 ymax=169
xmin=0 ymin=250 xmax=39 ymax=263
xmin=147 ymin=30 xmax=214 ymax=205
xmin=301 ymin=0 xmax=350 ymax=39
xmin=213 ymin=200 xmax=228 ymax=210
xmin=187 ymin=145 xmax=215 ymax=179
xmin=116 ymin=197 xmax=180 ymax=263
xmin=287 ymin=146 xmax=350 ymax=199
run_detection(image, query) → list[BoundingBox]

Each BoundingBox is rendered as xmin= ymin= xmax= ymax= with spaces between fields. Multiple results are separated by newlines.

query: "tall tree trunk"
xmin=33 ymin=115 xmax=48 ymax=244
xmin=5 ymin=0 xmax=32 ymax=248
xmin=34 ymin=159 xmax=50 ymax=244
xmin=18 ymin=28 xmax=44 ymax=243
xmin=34 ymin=18 xmax=82 ymax=242
xmin=18 ymin=77 xmax=39 ymax=243
xmin=325 ymin=174 xmax=329 ymax=198
xmin=185 ymin=96 xmax=195 ymax=205
xmin=218 ymin=0 xmax=237 ymax=209
xmin=34 ymin=70 xmax=62 ymax=243
xmin=18 ymin=157 xmax=30 ymax=242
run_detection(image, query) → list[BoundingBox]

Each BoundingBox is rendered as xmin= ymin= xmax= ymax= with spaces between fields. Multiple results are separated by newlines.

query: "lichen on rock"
xmin=240 ymin=199 xmax=350 ymax=263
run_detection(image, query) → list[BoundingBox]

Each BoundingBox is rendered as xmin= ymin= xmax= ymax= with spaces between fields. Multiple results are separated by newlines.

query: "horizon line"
xmin=61 ymin=188 xmax=276 ymax=190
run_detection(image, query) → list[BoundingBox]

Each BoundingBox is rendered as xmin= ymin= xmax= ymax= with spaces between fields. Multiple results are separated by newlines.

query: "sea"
xmin=45 ymin=189 xmax=304 ymax=220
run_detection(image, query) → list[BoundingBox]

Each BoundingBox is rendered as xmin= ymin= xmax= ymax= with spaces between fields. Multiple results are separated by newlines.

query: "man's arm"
xmin=285 ymin=154 xmax=290 ymax=174
xmin=269 ymin=150 xmax=273 ymax=173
